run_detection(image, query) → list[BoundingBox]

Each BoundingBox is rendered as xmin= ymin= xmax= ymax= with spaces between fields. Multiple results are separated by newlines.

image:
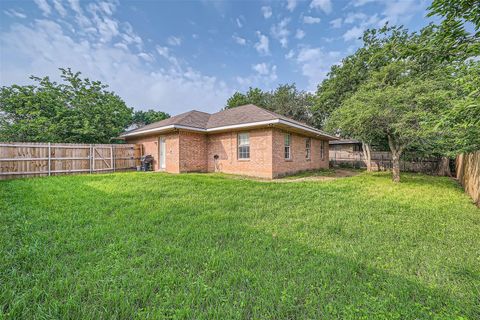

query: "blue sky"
xmin=0 ymin=0 xmax=434 ymax=114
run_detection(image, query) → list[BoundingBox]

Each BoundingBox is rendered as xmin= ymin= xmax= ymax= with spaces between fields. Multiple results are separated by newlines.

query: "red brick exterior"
xmin=271 ymin=128 xmax=329 ymax=178
xmin=207 ymin=128 xmax=273 ymax=179
xmin=126 ymin=127 xmax=329 ymax=178
xmin=179 ymin=131 xmax=207 ymax=172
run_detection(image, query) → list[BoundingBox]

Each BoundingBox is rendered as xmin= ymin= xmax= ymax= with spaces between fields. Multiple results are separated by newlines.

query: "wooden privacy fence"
xmin=0 ymin=142 xmax=142 ymax=180
xmin=329 ymin=150 xmax=442 ymax=174
xmin=456 ymin=151 xmax=480 ymax=206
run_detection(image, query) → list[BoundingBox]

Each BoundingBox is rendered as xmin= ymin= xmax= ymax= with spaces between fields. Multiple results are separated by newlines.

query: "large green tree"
xmin=131 ymin=109 xmax=170 ymax=129
xmin=0 ymin=68 xmax=134 ymax=143
xmin=428 ymin=0 xmax=480 ymax=58
xmin=225 ymin=84 xmax=315 ymax=125
xmin=327 ymin=61 xmax=457 ymax=182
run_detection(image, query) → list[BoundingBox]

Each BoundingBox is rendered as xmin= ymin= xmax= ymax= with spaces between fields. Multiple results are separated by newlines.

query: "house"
xmin=329 ymin=139 xmax=363 ymax=153
xmin=120 ymin=104 xmax=337 ymax=179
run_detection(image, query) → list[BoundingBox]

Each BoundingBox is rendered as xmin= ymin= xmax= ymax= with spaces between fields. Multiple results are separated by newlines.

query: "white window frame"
xmin=284 ymin=133 xmax=291 ymax=160
xmin=306 ymin=138 xmax=311 ymax=160
xmin=237 ymin=132 xmax=250 ymax=160
xmin=320 ymin=140 xmax=325 ymax=160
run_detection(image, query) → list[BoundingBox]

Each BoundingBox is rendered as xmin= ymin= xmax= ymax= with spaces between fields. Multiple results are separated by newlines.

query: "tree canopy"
xmin=0 ymin=69 xmax=172 ymax=143
xmin=131 ymin=109 xmax=170 ymax=129
xmin=0 ymin=68 xmax=133 ymax=143
xmin=225 ymin=84 xmax=315 ymax=125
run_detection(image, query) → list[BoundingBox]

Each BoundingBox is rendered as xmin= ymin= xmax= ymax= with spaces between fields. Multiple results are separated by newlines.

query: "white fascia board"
xmin=120 ymin=124 xmax=177 ymax=137
xmin=277 ymin=119 xmax=337 ymax=139
xmin=205 ymin=120 xmax=278 ymax=132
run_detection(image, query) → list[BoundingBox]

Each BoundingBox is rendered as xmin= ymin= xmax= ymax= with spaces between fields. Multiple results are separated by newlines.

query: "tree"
xmin=314 ymin=26 xmax=411 ymax=128
xmin=225 ymin=87 xmax=268 ymax=109
xmin=327 ymin=61 xmax=456 ymax=182
xmin=224 ymin=84 xmax=315 ymax=125
xmin=0 ymin=68 xmax=133 ymax=143
xmin=436 ymin=61 xmax=480 ymax=155
xmin=131 ymin=109 xmax=170 ymax=129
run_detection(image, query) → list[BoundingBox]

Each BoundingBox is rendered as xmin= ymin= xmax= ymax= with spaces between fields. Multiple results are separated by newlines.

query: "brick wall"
xmin=272 ymin=128 xmax=329 ymax=178
xmin=207 ymin=128 xmax=273 ymax=179
xmin=127 ymin=127 xmax=330 ymax=178
xmin=126 ymin=132 xmax=179 ymax=172
xmin=179 ymin=131 xmax=208 ymax=172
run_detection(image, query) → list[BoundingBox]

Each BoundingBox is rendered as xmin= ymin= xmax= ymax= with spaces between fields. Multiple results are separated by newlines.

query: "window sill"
xmin=238 ymin=159 xmax=250 ymax=161
xmin=284 ymin=159 xmax=293 ymax=162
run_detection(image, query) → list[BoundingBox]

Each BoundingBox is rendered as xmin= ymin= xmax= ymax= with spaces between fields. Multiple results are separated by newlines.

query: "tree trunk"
xmin=392 ymin=152 xmax=401 ymax=183
xmin=387 ymin=134 xmax=405 ymax=183
xmin=437 ymin=156 xmax=451 ymax=176
xmin=362 ymin=142 xmax=372 ymax=172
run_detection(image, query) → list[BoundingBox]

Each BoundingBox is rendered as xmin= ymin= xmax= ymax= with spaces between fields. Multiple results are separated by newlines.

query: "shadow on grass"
xmin=1 ymin=172 xmax=478 ymax=319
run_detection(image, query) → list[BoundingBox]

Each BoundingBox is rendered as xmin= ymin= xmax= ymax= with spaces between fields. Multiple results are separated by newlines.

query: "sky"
xmin=0 ymin=0 xmax=435 ymax=114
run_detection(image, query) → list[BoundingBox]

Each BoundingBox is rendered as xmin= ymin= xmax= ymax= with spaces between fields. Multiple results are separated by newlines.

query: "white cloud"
xmin=295 ymin=47 xmax=341 ymax=90
xmin=382 ymin=0 xmax=424 ymax=25
xmin=236 ymin=17 xmax=243 ymax=28
xmin=350 ymin=0 xmax=377 ymax=7
xmin=330 ymin=18 xmax=342 ymax=28
xmin=167 ymin=36 xmax=182 ymax=46
xmin=52 ymin=0 xmax=67 ymax=17
xmin=285 ymin=49 xmax=295 ymax=59
xmin=310 ymin=0 xmax=332 ymax=14
xmin=344 ymin=12 xmax=368 ymax=24
xmin=138 ymin=52 xmax=154 ymax=62
xmin=237 ymin=63 xmax=277 ymax=87
xmin=67 ymin=0 xmax=82 ymax=14
xmin=254 ymin=31 xmax=270 ymax=55
xmin=348 ymin=0 xmax=427 ymax=25
xmin=232 ymin=35 xmax=246 ymax=45
xmin=0 ymin=4 xmax=231 ymax=113
xmin=33 ymin=0 xmax=51 ymax=16
xmin=155 ymin=46 xmax=180 ymax=68
xmin=342 ymin=26 xmax=364 ymax=41
xmin=303 ymin=16 xmax=321 ymax=24
xmin=295 ymin=29 xmax=306 ymax=39
xmin=4 ymin=9 xmax=27 ymax=19
xmin=286 ymin=0 xmax=298 ymax=12
xmin=252 ymin=63 xmax=269 ymax=75
xmin=270 ymin=18 xmax=290 ymax=48
xmin=261 ymin=6 xmax=272 ymax=19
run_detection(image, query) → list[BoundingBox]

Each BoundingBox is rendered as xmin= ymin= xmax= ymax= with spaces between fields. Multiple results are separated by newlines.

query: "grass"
xmin=282 ymin=168 xmax=337 ymax=179
xmin=1 ymin=171 xmax=479 ymax=319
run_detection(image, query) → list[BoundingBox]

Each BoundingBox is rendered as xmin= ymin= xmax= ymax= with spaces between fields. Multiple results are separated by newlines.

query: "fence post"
xmin=48 ymin=142 xmax=51 ymax=176
xmin=111 ymin=145 xmax=115 ymax=172
xmin=89 ymin=144 xmax=93 ymax=174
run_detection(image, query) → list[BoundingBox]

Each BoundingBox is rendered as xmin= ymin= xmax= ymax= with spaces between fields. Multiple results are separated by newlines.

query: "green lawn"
xmin=1 ymin=171 xmax=479 ymax=319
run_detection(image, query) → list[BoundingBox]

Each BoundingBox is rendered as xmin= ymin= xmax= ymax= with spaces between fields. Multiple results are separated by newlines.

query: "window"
xmin=320 ymin=140 xmax=325 ymax=160
xmin=238 ymin=133 xmax=250 ymax=159
xmin=306 ymin=138 xmax=311 ymax=160
xmin=284 ymin=133 xmax=291 ymax=159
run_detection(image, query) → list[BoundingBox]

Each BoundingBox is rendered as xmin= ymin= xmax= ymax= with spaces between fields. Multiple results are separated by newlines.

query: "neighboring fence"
xmin=329 ymin=150 xmax=442 ymax=175
xmin=0 ymin=142 xmax=142 ymax=180
xmin=456 ymin=151 xmax=480 ymax=206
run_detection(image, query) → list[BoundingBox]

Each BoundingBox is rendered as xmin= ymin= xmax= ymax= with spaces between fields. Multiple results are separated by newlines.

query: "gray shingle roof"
xmin=122 ymin=104 xmax=336 ymax=139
